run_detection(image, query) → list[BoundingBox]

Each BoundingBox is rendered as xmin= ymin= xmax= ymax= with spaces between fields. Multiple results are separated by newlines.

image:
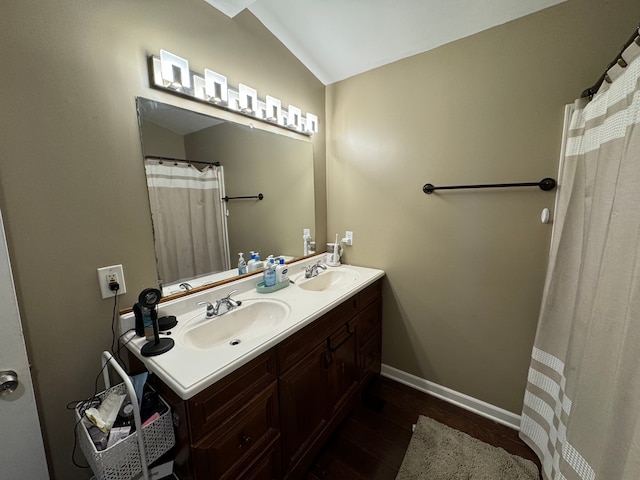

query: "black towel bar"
xmin=223 ymin=193 xmax=264 ymax=201
xmin=422 ymin=178 xmax=556 ymax=195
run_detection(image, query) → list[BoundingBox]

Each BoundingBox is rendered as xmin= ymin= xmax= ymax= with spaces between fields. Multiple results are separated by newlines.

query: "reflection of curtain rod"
xmin=223 ymin=193 xmax=264 ymax=202
xmin=144 ymin=155 xmax=221 ymax=167
xmin=581 ymin=24 xmax=640 ymax=99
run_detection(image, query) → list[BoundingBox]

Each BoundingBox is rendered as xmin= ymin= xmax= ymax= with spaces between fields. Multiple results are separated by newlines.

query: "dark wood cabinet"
xmin=146 ymin=278 xmax=382 ymax=480
xmin=358 ymin=296 xmax=382 ymax=384
xmin=278 ymin=341 xmax=329 ymax=473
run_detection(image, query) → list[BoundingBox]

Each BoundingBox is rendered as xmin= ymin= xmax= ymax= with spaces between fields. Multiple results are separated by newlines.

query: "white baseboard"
xmin=380 ymin=364 xmax=521 ymax=431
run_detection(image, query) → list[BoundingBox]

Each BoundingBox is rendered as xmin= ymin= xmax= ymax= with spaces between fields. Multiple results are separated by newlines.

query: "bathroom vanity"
xmin=122 ymin=258 xmax=384 ymax=480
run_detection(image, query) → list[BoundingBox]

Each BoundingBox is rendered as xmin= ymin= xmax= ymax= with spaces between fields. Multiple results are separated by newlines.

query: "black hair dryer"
xmin=134 ymin=288 xmax=174 ymax=357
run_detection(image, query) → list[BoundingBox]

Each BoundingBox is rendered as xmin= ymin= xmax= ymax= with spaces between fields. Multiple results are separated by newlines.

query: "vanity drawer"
xmin=359 ymin=297 xmax=382 ymax=341
xmin=356 ymin=280 xmax=382 ymax=310
xmin=276 ymin=298 xmax=358 ymax=374
xmin=191 ymin=380 xmax=280 ymax=480
xmin=188 ymin=349 xmax=277 ymax=442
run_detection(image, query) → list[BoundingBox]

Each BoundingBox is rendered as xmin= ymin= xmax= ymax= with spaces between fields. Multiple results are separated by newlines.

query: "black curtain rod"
xmin=581 ymin=23 xmax=640 ymax=99
xmin=423 ymin=178 xmax=556 ymax=195
xmin=144 ymin=155 xmax=221 ymax=167
xmin=223 ymin=193 xmax=264 ymax=202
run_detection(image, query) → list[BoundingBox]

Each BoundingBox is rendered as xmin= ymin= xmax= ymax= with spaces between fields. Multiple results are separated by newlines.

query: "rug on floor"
xmin=396 ymin=415 xmax=539 ymax=480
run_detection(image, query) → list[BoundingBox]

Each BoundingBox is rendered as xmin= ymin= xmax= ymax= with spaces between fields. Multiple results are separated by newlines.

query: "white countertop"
xmin=120 ymin=256 xmax=384 ymax=400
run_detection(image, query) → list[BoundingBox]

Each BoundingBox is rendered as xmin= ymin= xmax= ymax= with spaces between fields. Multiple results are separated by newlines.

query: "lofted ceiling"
xmin=203 ymin=0 xmax=566 ymax=85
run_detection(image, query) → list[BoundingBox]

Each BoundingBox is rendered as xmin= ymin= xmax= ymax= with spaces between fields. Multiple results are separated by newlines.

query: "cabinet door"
xmin=360 ymin=331 xmax=382 ymax=383
xmin=192 ymin=382 xmax=280 ymax=480
xmin=327 ymin=320 xmax=359 ymax=416
xmin=240 ymin=442 xmax=281 ymax=480
xmin=279 ymin=341 xmax=329 ymax=471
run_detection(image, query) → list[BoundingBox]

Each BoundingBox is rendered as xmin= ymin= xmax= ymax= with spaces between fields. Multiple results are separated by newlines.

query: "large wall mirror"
xmin=136 ymin=97 xmax=316 ymax=297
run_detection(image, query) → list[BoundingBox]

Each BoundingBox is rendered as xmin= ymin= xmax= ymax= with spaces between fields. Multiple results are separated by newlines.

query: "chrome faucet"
xmin=196 ymin=290 xmax=242 ymax=318
xmin=304 ymin=260 xmax=327 ymax=279
xmin=179 ymin=282 xmax=193 ymax=291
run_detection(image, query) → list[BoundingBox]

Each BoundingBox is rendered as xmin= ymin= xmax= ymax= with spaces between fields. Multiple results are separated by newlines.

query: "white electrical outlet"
xmin=342 ymin=230 xmax=354 ymax=246
xmin=97 ymin=264 xmax=127 ymax=299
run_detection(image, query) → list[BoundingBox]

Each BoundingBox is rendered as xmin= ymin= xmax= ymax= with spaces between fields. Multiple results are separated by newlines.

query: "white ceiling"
xmin=203 ymin=0 xmax=566 ymax=85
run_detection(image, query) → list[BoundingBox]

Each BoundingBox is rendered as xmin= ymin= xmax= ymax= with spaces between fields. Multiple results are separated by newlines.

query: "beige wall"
xmin=326 ymin=0 xmax=640 ymax=413
xmin=141 ymin=122 xmax=187 ymax=160
xmin=3 ymin=0 xmax=640 ymax=478
xmin=0 ymin=1 xmax=324 ymax=478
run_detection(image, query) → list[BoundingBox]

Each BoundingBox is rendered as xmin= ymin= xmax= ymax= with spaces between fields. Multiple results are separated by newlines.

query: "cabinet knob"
xmin=239 ymin=434 xmax=251 ymax=448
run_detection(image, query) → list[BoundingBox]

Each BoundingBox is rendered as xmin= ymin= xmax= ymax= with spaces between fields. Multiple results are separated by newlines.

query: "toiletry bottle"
xmin=254 ymin=252 xmax=264 ymax=270
xmin=247 ymin=252 xmax=257 ymax=272
xmin=276 ymin=256 xmax=289 ymax=284
xmin=303 ymin=229 xmax=311 ymax=255
xmin=263 ymin=258 xmax=276 ymax=287
xmin=238 ymin=253 xmax=247 ymax=275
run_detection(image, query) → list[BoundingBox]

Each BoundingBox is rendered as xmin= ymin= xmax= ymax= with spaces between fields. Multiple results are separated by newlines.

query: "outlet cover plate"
xmin=97 ymin=264 xmax=126 ymax=299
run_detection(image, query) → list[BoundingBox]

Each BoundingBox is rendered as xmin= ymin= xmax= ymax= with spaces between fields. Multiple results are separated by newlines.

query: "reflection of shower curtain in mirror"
xmin=144 ymin=159 xmax=230 ymax=284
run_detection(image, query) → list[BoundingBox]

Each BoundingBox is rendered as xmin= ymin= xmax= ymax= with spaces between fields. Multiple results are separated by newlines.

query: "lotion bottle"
xmin=275 ymin=256 xmax=288 ymax=284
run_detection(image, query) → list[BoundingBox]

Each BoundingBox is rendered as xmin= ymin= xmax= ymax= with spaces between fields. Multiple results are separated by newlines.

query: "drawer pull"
xmin=239 ymin=434 xmax=252 ymax=448
xmin=328 ymin=324 xmax=354 ymax=353
xmin=323 ymin=350 xmax=334 ymax=369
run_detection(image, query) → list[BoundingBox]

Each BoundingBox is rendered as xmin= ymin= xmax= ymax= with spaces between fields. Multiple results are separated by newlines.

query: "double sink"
xmin=180 ymin=267 xmax=361 ymax=349
xmin=121 ymin=260 xmax=383 ymax=400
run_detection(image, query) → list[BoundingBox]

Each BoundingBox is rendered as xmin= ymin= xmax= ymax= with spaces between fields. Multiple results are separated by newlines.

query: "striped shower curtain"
xmin=144 ymin=159 xmax=230 ymax=285
xmin=519 ymin=39 xmax=640 ymax=479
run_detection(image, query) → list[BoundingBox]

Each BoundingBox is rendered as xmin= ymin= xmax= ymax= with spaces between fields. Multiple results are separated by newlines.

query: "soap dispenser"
xmin=247 ymin=252 xmax=257 ymax=272
xmin=238 ymin=252 xmax=247 ymax=275
xmin=254 ymin=252 xmax=264 ymax=270
xmin=263 ymin=258 xmax=276 ymax=287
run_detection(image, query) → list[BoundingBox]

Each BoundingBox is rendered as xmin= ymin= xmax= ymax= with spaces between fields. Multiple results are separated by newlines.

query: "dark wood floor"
xmin=305 ymin=376 xmax=540 ymax=479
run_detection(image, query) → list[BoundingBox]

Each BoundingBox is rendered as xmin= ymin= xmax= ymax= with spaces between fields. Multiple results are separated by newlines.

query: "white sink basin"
xmin=179 ymin=299 xmax=290 ymax=349
xmin=295 ymin=268 xmax=361 ymax=292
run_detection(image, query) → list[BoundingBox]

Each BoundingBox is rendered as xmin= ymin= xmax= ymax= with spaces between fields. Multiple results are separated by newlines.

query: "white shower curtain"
xmin=144 ymin=159 xmax=230 ymax=285
xmin=519 ymin=39 xmax=640 ymax=479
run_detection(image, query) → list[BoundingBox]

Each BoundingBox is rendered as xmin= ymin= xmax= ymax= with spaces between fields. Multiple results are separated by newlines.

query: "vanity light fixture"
xmin=160 ymin=50 xmax=190 ymax=90
xmin=238 ymin=84 xmax=257 ymax=114
xmin=204 ymin=69 xmax=228 ymax=105
xmin=192 ymin=75 xmax=207 ymax=100
xmin=306 ymin=113 xmax=318 ymax=134
xmin=149 ymin=49 xmax=318 ymax=136
xmin=287 ymin=105 xmax=302 ymax=131
xmin=228 ymin=88 xmax=240 ymax=111
xmin=265 ymin=95 xmax=283 ymax=124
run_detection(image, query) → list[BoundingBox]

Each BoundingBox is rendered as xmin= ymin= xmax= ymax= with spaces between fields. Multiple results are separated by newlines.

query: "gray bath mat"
xmin=396 ymin=416 xmax=539 ymax=479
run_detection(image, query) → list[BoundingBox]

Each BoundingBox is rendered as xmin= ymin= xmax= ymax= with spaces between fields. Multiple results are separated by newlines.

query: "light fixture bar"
xmin=149 ymin=51 xmax=317 ymax=136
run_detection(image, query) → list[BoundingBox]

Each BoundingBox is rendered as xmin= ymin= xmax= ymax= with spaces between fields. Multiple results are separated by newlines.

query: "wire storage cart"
xmin=75 ymin=351 xmax=175 ymax=480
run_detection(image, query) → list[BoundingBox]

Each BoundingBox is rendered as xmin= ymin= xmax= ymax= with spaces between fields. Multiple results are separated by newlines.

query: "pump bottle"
xmin=263 ymin=258 xmax=276 ymax=287
xmin=275 ymin=257 xmax=289 ymax=284
xmin=237 ymin=253 xmax=247 ymax=275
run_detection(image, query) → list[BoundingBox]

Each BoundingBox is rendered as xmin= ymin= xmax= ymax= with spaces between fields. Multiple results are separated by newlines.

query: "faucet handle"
xmin=223 ymin=289 xmax=242 ymax=307
xmin=196 ymin=301 xmax=215 ymax=318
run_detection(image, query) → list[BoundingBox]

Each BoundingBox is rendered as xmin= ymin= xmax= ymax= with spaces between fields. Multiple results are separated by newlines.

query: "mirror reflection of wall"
xmin=136 ymin=97 xmax=316 ymax=294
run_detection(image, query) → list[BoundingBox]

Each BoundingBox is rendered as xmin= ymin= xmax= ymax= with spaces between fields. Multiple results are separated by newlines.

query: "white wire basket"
xmin=75 ymin=352 xmax=175 ymax=480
